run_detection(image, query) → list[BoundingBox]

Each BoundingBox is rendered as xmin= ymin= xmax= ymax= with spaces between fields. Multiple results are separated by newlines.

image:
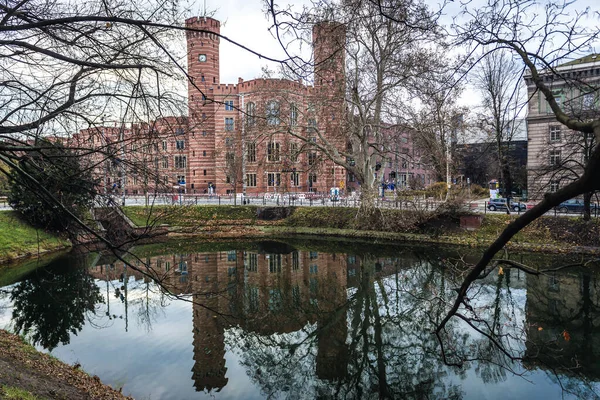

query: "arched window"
xmin=246 ymin=102 xmax=256 ymax=126
xmin=266 ymin=100 xmax=280 ymax=125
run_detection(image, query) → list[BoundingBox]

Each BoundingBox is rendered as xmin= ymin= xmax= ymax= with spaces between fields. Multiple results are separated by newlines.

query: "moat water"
xmin=0 ymin=238 xmax=599 ymax=399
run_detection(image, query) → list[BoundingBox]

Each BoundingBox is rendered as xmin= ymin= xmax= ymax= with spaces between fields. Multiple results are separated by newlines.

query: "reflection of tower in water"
xmin=315 ymin=252 xmax=348 ymax=380
xmin=191 ymin=252 xmax=229 ymax=392
xmin=186 ymin=249 xmax=351 ymax=389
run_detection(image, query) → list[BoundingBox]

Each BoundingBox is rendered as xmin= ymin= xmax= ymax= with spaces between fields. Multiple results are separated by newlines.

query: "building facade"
xmin=182 ymin=17 xmax=347 ymax=196
xmin=525 ymin=55 xmax=600 ymax=200
xmin=72 ymin=16 xmax=439 ymax=197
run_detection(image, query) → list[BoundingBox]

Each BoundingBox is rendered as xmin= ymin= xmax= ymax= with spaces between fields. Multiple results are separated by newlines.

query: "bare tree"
xmin=404 ymin=65 xmax=468 ymax=192
xmin=473 ymin=50 xmax=527 ymax=210
xmin=265 ymin=0 xmax=443 ymax=212
xmin=434 ymin=0 xmax=600 ymax=356
xmin=0 ymin=0 xmax=299 ymax=248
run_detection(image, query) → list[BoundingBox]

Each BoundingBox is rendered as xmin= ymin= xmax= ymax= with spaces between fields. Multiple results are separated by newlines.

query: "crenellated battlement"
xmin=185 ymin=16 xmax=221 ymax=30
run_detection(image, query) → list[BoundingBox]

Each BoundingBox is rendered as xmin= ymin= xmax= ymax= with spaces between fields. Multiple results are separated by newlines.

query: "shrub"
xmin=469 ymin=184 xmax=489 ymax=198
xmin=425 ymin=182 xmax=448 ymax=199
xmin=8 ymin=140 xmax=96 ymax=232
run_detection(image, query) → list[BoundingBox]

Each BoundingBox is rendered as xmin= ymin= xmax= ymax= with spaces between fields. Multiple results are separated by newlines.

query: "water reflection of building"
xmin=525 ymin=268 xmax=600 ymax=379
xmin=88 ymin=249 xmax=351 ymax=391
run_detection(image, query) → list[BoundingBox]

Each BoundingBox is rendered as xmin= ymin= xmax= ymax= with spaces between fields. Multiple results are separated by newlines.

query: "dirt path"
xmin=0 ymin=330 xmax=131 ymax=399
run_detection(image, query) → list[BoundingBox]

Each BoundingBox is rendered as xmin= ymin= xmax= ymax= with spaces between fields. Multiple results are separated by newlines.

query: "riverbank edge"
xmin=0 ymin=211 xmax=72 ymax=266
xmin=122 ymin=205 xmax=600 ymax=255
xmin=165 ymin=223 xmax=600 ymax=256
xmin=4 ymin=206 xmax=600 ymax=267
xmin=0 ymin=329 xmax=131 ymax=399
xmin=0 ymin=243 xmax=72 ymax=269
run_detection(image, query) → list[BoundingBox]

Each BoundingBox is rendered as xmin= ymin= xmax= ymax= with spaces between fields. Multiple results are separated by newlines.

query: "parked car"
xmin=554 ymin=199 xmax=598 ymax=213
xmin=487 ymin=198 xmax=527 ymax=212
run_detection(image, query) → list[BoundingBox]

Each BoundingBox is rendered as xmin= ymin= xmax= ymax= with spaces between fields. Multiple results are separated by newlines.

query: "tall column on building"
xmin=312 ymin=21 xmax=347 ymax=192
xmin=186 ymin=17 xmax=221 ymax=193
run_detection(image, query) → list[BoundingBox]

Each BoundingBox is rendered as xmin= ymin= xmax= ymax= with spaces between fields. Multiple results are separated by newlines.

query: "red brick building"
xmin=72 ymin=16 xmax=436 ymax=197
xmin=72 ymin=17 xmax=347 ymax=196
xmin=184 ymin=17 xmax=347 ymax=196
xmin=71 ymin=117 xmax=188 ymax=195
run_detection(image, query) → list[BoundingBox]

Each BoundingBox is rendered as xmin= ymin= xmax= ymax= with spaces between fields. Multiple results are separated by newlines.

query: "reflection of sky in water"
xmin=1 ymin=250 xmax=599 ymax=399
xmin=37 ymin=277 xmax=264 ymax=400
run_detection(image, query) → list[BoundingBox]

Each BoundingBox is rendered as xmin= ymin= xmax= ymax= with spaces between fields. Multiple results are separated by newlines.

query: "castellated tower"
xmin=184 ymin=16 xmax=347 ymax=196
xmin=313 ymin=21 xmax=346 ymax=92
xmin=185 ymin=17 xmax=222 ymax=193
xmin=313 ymin=21 xmax=347 ymax=191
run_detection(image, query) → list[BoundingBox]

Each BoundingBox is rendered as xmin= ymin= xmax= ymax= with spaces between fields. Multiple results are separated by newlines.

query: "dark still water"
xmin=0 ymin=239 xmax=599 ymax=399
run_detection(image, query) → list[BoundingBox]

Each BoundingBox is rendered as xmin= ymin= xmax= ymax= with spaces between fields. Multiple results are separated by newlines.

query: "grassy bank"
xmin=0 ymin=330 xmax=130 ymax=399
xmin=123 ymin=205 xmax=257 ymax=227
xmin=0 ymin=212 xmax=71 ymax=263
xmin=122 ymin=205 xmax=600 ymax=254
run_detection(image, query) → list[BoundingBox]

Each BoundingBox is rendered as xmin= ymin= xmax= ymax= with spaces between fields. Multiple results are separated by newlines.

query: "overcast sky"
xmin=201 ymin=0 xmax=308 ymax=84
xmin=189 ymin=0 xmax=599 ymax=108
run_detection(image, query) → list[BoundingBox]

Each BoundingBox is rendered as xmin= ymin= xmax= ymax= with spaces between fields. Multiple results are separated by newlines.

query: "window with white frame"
xmin=268 ymin=254 xmax=282 ymax=273
xmin=308 ymin=173 xmax=317 ymax=189
xmin=246 ymin=253 xmax=258 ymax=272
xmin=266 ymin=100 xmax=280 ymax=125
xmin=225 ymin=117 xmax=234 ymax=131
xmin=246 ymin=173 xmax=257 ymax=187
xmin=291 ymin=172 xmax=299 ymax=186
xmin=174 ymin=155 xmax=187 ymax=169
xmin=267 ymin=142 xmax=280 ymax=161
xmin=267 ymin=173 xmax=281 ymax=187
xmin=247 ymin=142 xmax=256 ymax=162
xmin=290 ymin=103 xmax=298 ymax=126
xmin=176 ymin=140 xmax=185 ymax=150
xmin=549 ymin=125 xmax=561 ymax=141
xmin=225 ymin=100 xmax=234 ymax=111
xmin=290 ymin=142 xmax=299 ymax=162
xmin=246 ymin=102 xmax=256 ymax=126
xmin=550 ymin=180 xmax=559 ymax=192
xmin=549 ymin=149 xmax=561 ymax=166
xmin=161 ymin=157 xmax=168 ymax=169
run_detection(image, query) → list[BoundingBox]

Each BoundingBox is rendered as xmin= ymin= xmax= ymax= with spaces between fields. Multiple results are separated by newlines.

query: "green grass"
xmin=0 ymin=385 xmax=39 ymax=400
xmin=122 ymin=205 xmax=257 ymax=227
xmin=0 ymin=211 xmax=70 ymax=262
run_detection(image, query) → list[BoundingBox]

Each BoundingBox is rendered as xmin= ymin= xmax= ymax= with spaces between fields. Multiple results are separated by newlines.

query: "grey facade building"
xmin=525 ymin=55 xmax=600 ymax=200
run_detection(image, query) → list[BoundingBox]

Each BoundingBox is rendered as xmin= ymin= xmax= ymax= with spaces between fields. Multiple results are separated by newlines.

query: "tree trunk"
xmin=502 ymin=162 xmax=513 ymax=214
xmin=583 ymin=191 xmax=593 ymax=221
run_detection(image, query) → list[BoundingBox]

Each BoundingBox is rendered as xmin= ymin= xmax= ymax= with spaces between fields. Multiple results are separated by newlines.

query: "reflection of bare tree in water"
xmin=12 ymin=243 xmax=599 ymax=398
xmin=223 ymin=252 xmax=467 ymax=399
xmin=134 ymin=281 xmax=168 ymax=333
xmin=437 ymin=255 xmax=600 ymax=399
xmin=0 ymin=289 xmax=10 ymax=319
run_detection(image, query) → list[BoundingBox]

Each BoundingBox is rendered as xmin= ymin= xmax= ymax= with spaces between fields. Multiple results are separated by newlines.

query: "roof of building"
xmin=559 ymin=54 xmax=600 ymax=67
